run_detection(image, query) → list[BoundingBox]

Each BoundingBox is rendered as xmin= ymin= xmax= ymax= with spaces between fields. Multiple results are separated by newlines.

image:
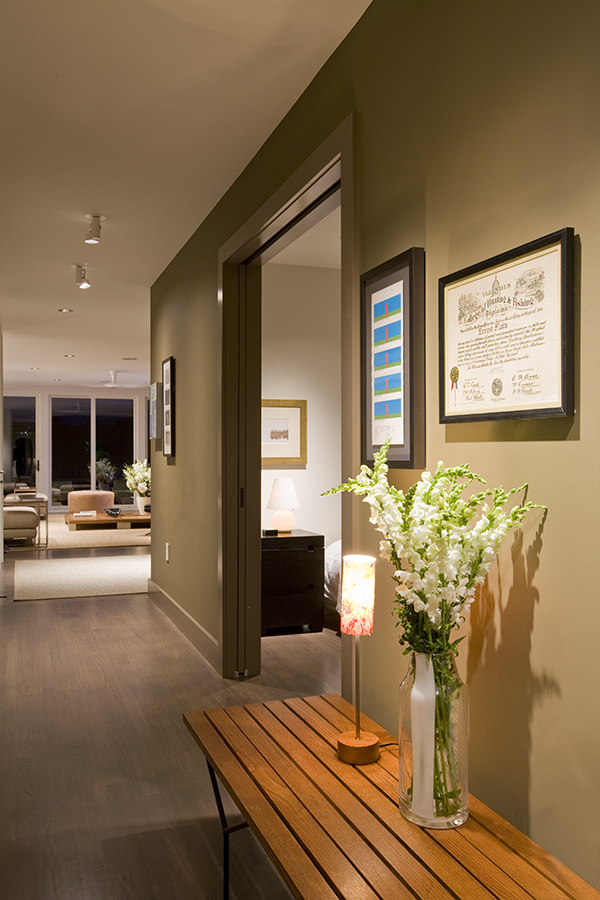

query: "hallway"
xmin=0 ymin=559 xmax=341 ymax=899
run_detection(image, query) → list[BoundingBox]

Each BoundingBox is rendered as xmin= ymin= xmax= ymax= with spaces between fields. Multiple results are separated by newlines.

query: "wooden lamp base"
xmin=336 ymin=731 xmax=380 ymax=765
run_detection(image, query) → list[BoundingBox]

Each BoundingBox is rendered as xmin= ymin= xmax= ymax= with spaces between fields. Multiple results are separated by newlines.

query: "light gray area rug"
xmin=14 ymin=555 xmax=151 ymax=600
xmin=45 ymin=515 xmax=151 ymax=551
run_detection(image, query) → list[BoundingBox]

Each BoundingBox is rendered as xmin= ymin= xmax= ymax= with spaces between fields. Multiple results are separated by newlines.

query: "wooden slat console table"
xmin=184 ymin=693 xmax=599 ymax=900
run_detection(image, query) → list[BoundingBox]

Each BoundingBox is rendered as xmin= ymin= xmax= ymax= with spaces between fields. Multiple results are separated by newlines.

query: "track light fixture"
xmin=84 ymin=213 xmax=104 ymax=244
xmin=75 ymin=265 xmax=91 ymax=289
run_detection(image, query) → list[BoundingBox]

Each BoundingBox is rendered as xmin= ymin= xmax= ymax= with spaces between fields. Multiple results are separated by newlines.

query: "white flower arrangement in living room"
xmin=123 ymin=459 xmax=151 ymax=497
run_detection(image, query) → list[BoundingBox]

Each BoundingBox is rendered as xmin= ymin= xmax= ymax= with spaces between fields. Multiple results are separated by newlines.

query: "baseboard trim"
xmin=148 ymin=579 xmax=221 ymax=674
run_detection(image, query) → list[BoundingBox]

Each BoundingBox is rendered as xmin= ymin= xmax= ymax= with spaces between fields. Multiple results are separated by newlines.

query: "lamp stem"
xmin=354 ymin=634 xmax=361 ymax=740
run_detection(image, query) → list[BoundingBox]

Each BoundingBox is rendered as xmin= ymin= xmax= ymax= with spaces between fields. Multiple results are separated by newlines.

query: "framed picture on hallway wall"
xmin=149 ymin=382 xmax=162 ymax=441
xmin=439 ymin=227 xmax=574 ymax=423
xmin=261 ymin=399 xmax=307 ymax=468
xmin=361 ymin=247 xmax=425 ymax=469
xmin=162 ymin=356 xmax=175 ymax=457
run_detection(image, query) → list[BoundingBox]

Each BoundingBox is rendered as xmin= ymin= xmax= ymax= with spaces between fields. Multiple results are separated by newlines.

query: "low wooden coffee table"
xmin=65 ymin=512 xmax=151 ymax=530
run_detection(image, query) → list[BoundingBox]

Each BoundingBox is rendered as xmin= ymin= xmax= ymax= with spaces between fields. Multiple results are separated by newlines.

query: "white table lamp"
xmin=267 ymin=477 xmax=299 ymax=533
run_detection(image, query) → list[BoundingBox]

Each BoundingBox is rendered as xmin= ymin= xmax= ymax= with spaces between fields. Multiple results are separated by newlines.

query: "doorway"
xmin=219 ymin=115 xmax=360 ymax=681
xmin=261 ymin=206 xmax=342 ymax=638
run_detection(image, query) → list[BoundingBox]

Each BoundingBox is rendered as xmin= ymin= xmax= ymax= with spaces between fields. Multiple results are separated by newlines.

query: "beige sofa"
xmin=67 ymin=490 xmax=115 ymax=514
xmin=4 ymin=506 xmax=39 ymax=544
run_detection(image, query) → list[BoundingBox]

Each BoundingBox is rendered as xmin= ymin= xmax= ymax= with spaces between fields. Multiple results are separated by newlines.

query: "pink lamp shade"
xmin=337 ymin=553 xmax=379 ymax=764
xmin=340 ymin=555 xmax=376 ymax=636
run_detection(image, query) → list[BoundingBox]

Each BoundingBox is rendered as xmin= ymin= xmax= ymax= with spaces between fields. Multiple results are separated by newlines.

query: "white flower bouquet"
xmin=325 ymin=440 xmax=544 ymax=824
xmin=123 ymin=459 xmax=151 ymax=497
xmin=325 ymin=439 xmax=542 ymax=657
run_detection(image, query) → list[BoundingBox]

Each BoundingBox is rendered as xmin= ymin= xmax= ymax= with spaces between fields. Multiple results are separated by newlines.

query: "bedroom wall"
xmin=151 ymin=0 xmax=600 ymax=885
xmin=261 ymin=263 xmax=342 ymax=546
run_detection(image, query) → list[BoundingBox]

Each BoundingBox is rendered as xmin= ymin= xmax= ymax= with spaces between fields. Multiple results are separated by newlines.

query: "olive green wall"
xmin=152 ymin=0 xmax=599 ymax=885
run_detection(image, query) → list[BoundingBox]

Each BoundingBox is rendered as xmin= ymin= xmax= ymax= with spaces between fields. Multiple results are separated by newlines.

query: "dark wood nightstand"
xmin=261 ymin=529 xmax=325 ymax=635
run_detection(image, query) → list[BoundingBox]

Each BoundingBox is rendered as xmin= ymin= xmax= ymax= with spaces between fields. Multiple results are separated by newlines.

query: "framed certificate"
xmin=439 ymin=228 xmax=574 ymax=423
xmin=361 ymin=247 xmax=425 ymax=469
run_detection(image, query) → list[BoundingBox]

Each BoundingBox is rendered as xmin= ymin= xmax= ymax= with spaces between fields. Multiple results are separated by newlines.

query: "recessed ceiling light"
xmin=64 ymin=354 xmax=75 ymax=358
xmin=30 ymin=367 xmax=40 ymax=370
xmin=54 ymin=378 xmax=62 ymax=382
xmin=58 ymin=308 xmax=73 ymax=313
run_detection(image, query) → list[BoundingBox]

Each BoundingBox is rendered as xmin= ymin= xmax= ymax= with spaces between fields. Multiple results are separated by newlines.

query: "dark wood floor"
xmin=0 ymin=548 xmax=341 ymax=900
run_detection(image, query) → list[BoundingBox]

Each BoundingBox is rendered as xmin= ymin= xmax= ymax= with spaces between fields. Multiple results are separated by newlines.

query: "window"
xmin=3 ymin=396 xmax=36 ymax=491
xmin=51 ymin=397 xmax=135 ymax=506
xmin=51 ymin=398 xmax=91 ymax=505
xmin=95 ymin=398 xmax=134 ymax=504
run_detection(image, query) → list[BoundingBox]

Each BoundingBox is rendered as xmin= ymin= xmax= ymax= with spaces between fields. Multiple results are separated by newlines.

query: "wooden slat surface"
xmin=184 ymin=709 xmax=339 ymax=900
xmin=184 ymin=694 xmax=600 ymax=900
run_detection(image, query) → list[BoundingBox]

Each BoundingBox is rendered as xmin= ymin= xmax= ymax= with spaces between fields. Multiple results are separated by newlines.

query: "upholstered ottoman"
xmin=4 ymin=506 xmax=39 ymax=544
xmin=67 ymin=490 xmax=115 ymax=514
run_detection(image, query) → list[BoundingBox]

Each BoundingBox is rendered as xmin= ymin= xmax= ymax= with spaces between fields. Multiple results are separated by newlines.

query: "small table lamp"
xmin=337 ymin=554 xmax=380 ymax=765
xmin=266 ymin=477 xmax=299 ymax=533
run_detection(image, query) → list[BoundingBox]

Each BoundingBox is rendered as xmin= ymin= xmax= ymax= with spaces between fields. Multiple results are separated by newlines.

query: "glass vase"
xmin=398 ymin=650 xmax=469 ymax=828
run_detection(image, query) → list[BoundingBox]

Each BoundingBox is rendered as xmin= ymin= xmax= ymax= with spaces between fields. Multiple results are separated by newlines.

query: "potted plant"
xmin=94 ymin=456 xmax=117 ymax=491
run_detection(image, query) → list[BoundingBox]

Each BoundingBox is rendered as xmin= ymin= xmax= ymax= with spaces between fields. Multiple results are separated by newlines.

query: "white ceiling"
xmin=268 ymin=206 xmax=341 ymax=269
xmin=0 ymin=0 xmax=370 ymax=391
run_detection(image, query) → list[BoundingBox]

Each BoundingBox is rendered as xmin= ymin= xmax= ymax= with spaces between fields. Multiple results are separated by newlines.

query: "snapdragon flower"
xmin=323 ymin=439 xmax=543 ymax=657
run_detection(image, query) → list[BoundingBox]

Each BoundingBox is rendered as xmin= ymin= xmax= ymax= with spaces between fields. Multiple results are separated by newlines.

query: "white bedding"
xmin=324 ymin=540 xmax=342 ymax=613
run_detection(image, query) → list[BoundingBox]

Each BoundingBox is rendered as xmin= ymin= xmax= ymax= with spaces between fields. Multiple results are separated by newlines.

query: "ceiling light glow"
xmin=75 ymin=264 xmax=91 ymax=289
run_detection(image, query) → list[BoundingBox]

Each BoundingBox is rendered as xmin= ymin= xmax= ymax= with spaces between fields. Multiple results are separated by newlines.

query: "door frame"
xmin=218 ymin=114 xmax=360 ymax=684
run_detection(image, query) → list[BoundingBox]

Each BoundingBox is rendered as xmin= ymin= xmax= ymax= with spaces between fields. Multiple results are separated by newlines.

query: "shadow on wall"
xmin=467 ymin=513 xmax=558 ymax=834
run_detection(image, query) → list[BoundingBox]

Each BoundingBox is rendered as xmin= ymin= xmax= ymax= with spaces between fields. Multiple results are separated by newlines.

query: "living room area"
xmin=2 ymin=390 xmax=153 ymax=599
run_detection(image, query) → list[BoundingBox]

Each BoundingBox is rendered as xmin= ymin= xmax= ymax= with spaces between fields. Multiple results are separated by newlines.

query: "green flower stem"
xmin=431 ymin=654 xmax=462 ymax=817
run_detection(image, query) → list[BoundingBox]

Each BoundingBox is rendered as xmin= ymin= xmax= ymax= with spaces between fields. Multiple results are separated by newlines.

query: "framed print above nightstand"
xmin=261 ymin=400 xmax=307 ymax=468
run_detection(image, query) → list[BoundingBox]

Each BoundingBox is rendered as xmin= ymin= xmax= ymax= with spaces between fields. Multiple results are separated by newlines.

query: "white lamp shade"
xmin=266 ymin=477 xmax=299 ymax=511
xmin=340 ymin=555 xmax=376 ymax=636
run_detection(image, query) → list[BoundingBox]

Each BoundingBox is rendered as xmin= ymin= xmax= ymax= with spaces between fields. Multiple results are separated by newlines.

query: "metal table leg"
xmin=206 ymin=760 xmax=249 ymax=900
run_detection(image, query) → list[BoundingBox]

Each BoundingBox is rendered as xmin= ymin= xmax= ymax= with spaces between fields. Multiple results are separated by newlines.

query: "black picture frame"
xmin=361 ymin=247 xmax=425 ymax=469
xmin=439 ymin=228 xmax=574 ymax=423
xmin=162 ymin=356 xmax=175 ymax=457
